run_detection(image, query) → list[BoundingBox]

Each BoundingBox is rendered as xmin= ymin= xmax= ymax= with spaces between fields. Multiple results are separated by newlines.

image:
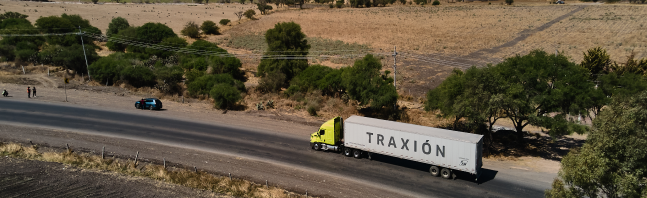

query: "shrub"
xmin=335 ymin=0 xmax=343 ymax=7
xmin=210 ymin=83 xmax=242 ymax=109
xmin=244 ymin=9 xmax=256 ymax=20
xmin=145 ymin=37 xmax=187 ymax=58
xmin=88 ymin=56 xmax=130 ymax=85
xmin=107 ymin=17 xmax=130 ymax=37
xmin=200 ymin=20 xmax=219 ymax=35
xmin=329 ymin=3 xmax=334 ymax=7
xmin=505 ymin=0 xmax=513 ymax=5
xmin=342 ymin=54 xmax=397 ymax=109
xmin=399 ymin=0 xmax=406 ymax=4
xmin=0 ymin=45 xmax=15 ymax=61
xmin=257 ymin=22 xmax=310 ymax=86
xmin=187 ymin=74 xmax=245 ymax=96
xmin=0 ymin=18 xmax=32 ymax=29
xmin=107 ymin=26 xmax=136 ymax=52
xmin=120 ymin=66 xmax=157 ymax=88
xmin=432 ymin=0 xmax=439 ymax=5
xmin=129 ymin=22 xmax=177 ymax=53
xmin=307 ymin=105 xmax=317 ymax=116
xmin=181 ymin=21 xmax=201 ymax=39
xmin=257 ymin=71 xmax=286 ymax=93
xmin=219 ymin=19 xmax=230 ymax=26
xmin=92 ymin=0 xmax=99 ymax=4
xmin=51 ymin=44 xmax=99 ymax=73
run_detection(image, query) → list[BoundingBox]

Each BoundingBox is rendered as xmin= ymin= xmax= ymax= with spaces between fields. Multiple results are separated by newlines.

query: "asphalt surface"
xmin=0 ymin=100 xmax=550 ymax=198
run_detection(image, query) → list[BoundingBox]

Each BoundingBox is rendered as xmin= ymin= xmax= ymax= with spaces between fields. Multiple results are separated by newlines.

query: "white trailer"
xmin=343 ymin=116 xmax=483 ymax=179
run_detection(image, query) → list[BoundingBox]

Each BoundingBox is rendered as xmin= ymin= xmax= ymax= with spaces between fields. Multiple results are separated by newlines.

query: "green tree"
xmin=106 ymin=26 xmax=137 ymax=52
xmin=187 ymin=74 xmax=245 ymax=96
xmin=107 ymin=17 xmax=130 ymax=37
xmin=51 ymin=44 xmax=99 ymax=73
xmin=342 ymin=54 xmax=398 ymax=109
xmin=181 ymin=21 xmax=200 ymax=39
xmin=286 ymin=64 xmax=333 ymax=95
xmin=128 ymin=22 xmax=177 ymax=53
xmin=494 ymin=50 xmax=593 ymax=139
xmin=145 ymin=37 xmax=188 ymax=58
xmin=0 ymin=12 xmax=28 ymax=22
xmin=244 ymin=9 xmax=256 ymax=20
xmin=580 ymin=47 xmax=612 ymax=81
xmin=88 ymin=55 xmax=130 ymax=85
xmin=257 ymin=22 xmax=310 ymax=86
xmin=0 ymin=18 xmax=32 ymax=29
xmin=545 ymin=92 xmax=647 ymax=198
xmin=210 ymin=83 xmax=242 ymax=109
xmin=200 ymin=20 xmax=219 ymax=35
xmin=35 ymin=14 xmax=100 ymax=47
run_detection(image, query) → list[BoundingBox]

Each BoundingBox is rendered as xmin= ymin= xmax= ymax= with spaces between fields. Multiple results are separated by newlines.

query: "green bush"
xmin=288 ymin=65 xmax=332 ymax=94
xmin=399 ymin=0 xmax=406 ymax=4
xmin=187 ymin=73 xmax=245 ymax=96
xmin=0 ymin=45 xmax=15 ymax=61
xmin=52 ymin=44 xmax=99 ymax=73
xmin=181 ymin=21 xmax=201 ymax=39
xmin=0 ymin=18 xmax=32 ymax=29
xmin=505 ymin=0 xmax=513 ymax=5
xmin=129 ymin=22 xmax=177 ymax=53
xmin=257 ymin=22 xmax=310 ymax=85
xmin=219 ymin=19 xmax=231 ymax=26
xmin=107 ymin=17 xmax=130 ymax=37
xmin=107 ymin=26 xmax=136 ymax=52
xmin=335 ymin=0 xmax=343 ymax=7
xmin=342 ymin=54 xmax=397 ymax=109
xmin=210 ymin=83 xmax=242 ymax=109
xmin=120 ymin=66 xmax=157 ymax=88
xmin=432 ymin=0 xmax=439 ymax=5
xmin=88 ymin=56 xmax=130 ymax=85
xmin=244 ymin=9 xmax=256 ymax=20
xmin=180 ymin=56 xmax=210 ymax=71
xmin=200 ymin=20 xmax=219 ymax=35
xmin=145 ymin=37 xmax=187 ymax=58
xmin=35 ymin=14 xmax=101 ymax=47
xmin=0 ymin=12 xmax=28 ymax=21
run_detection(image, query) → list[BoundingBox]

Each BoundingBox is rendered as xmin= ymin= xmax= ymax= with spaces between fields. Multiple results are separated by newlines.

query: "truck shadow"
xmin=368 ymin=153 xmax=497 ymax=184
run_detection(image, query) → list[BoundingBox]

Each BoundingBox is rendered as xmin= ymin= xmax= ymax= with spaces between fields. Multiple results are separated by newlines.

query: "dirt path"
xmin=465 ymin=5 xmax=588 ymax=62
xmin=0 ymin=157 xmax=225 ymax=198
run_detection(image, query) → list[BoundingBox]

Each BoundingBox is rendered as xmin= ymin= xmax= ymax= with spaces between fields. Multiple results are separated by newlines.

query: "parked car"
xmin=555 ymin=0 xmax=565 ymax=4
xmin=135 ymin=98 xmax=163 ymax=110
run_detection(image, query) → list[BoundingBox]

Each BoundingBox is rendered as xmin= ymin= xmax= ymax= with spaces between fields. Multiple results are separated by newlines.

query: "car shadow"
xmin=152 ymin=109 xmax=168 ymax=111
xmin=367 ymin=153 xmax=497 ymax=183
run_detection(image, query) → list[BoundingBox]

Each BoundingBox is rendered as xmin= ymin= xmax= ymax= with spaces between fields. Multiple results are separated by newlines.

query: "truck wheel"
xmin=429 ymin=166 xmax=440 ymax=177
xmin=343 ymin=148 xmax=352 ymax=157
xmin=353 ymin=149 xmax=362 ymax=159
xmin=441 ymin=168 xmax=452 ymax=179
xmin=313 ymin=143 xmax=321 ymax=151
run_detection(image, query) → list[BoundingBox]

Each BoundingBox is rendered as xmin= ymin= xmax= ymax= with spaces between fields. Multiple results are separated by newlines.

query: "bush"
xmin=342 ymin=54 xmax=398 ymax=109
xmin=335 ymin=0 xmax=343 ymax=7
xmin=88 ymin=56 xmax=130 ymax=85
xmin=129 ymin=22 xmax=177 ymax=53
xmin=399 ymin=0 xmax=406 ymax=4
xmin=307 ymin=105 xmax=317 ymax=116
xmin=329 ymin=3 xmax=334 ymax=7
xmin=505 ymin=0 xmax=513 ymax=5
xmin=257 ymin=22 xmax=310 ymax=86
xmin=145 ymin=37 xmax=188 ymax=58
xmin=120 ymin=66 xmax=157 ymax=88
xmin=107 ymin=17 xmax=130 ymax=37
xmin=181 ymin=21 xmax=201 ymax=39
xmin=107 ymin=26 xmax=136 ymax=52
xmin=187 ymin=74 xmax=245 ymax=96
xmin=244 ymin=9 xmax=256 ymax=20
xmin=51 ymin=44 xmax=99 ymax=73
xmin=414 ymin=0 xmax=425 ymax=5
xmin=432 ymin=0 xmax=439 ymax=5
xmin=210 ymin=83 xmax=242 ymax=109
xmin=200 ymin=20 xmax=219 ymax=35
xmin=92 ymin=0 xmax=99 ymax=4
xmin=219 ymin=19 xmax=231 ymax=26
xmin=257 ymin=71 xmax=286 ymax=93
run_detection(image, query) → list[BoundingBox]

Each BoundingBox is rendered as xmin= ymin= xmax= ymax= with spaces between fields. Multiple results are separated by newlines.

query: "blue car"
xmin=135 ymin=98 xmax=163 ymax=110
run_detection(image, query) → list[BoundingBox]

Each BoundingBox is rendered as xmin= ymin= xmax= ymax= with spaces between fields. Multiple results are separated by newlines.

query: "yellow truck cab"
xmin=310 ymin=116 xmax=343 ymax=151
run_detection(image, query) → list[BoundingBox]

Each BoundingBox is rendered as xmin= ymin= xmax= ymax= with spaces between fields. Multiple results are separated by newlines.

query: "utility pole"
xmin=79 ymin=26 xmax=91 ymax=81
xmin=392 ymin=46 xmax=398 ymax=109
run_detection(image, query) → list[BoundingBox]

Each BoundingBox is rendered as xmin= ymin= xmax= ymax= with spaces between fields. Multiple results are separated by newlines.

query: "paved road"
xmin=0 ymin=100 xmax=550 ymax=198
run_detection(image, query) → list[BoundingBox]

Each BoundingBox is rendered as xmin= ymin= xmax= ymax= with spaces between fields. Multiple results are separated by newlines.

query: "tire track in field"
xmin=465 ymin=5 xmax=588 ymax=62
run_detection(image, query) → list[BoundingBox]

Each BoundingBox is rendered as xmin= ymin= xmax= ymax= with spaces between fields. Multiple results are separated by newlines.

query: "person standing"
xmin=32 ymin=87 xmax=36 ymax=97
xmin=140 ymin=98 xmax=146 ymax=110
xmin=27 ymin=87 xmax=31 ymax=98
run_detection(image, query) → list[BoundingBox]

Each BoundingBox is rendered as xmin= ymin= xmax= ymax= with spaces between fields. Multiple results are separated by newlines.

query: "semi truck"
xmin=310 ymin=115 xmax=484 ymax=180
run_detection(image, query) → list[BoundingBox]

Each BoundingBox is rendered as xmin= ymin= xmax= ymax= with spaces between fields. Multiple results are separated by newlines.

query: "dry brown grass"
xmin=0 ymin=142 xmax=300 ymax=198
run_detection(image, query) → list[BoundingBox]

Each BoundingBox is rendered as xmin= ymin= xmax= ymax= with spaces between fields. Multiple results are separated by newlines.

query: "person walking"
xmin=32 ymin=87 xmax=36 ymax=97
xmin=2 ymin=89 xmax=7 ymax=97
xmin=27 ymin=87 xmax=31 ymax=98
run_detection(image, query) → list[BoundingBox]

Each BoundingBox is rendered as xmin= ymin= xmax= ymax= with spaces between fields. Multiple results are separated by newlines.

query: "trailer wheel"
xmin=429 ymin=166 xmax=440 ymax=177
xmin=353 ymin=149 xmax=362 ymax=159
xmin=441 ymin=168 xmax=452 ymax=179
xmin=313 ymin=143 xmax=321 ymax=151
xmin=343 ymin=148 xmax=352 ymax=157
